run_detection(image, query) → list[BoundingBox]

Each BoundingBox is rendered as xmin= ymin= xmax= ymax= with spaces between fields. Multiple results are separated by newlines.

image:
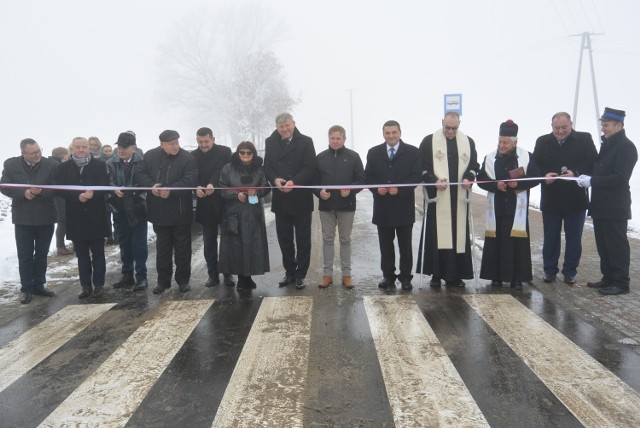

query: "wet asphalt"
xmin=1 ymin=193 xmax=639 ymax=427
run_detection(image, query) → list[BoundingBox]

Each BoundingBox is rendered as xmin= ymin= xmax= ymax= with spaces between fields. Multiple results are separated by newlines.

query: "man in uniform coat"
xmin=264 ymin=113 xmax=317 ymax=289
xmin=534 ymin=112 xmax=597 ymax=285
xmin=192 ymin=127 xmax=234 ymax=288
xmin=365 ymin=120 xmax=422 ymax=290
xmin=577 ymin=107 xmax=638 ymax=295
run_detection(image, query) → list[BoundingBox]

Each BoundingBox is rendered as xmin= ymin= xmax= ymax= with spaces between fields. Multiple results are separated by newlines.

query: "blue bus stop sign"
xmin=444 ymin=94 xmax=462 ymax=116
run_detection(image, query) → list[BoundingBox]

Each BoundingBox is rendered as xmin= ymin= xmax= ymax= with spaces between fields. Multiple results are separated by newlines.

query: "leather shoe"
xmin=563 ymin=276 xmax=576 ymax=285
xmin=430 ymin=277 xmax=442 ymax=288
xmin=378 ymin=278 xmax=396 ymax=288
xmin=152 ymin=284 xmax=170 ymax=294
xmin=400 ymin=280 xmax=413 ymax=290
xmin=248 ymin=277 xmax=257 ymax=289
xmin=587 ymin=280 xmax=607 ymax=289
xmin=543 ymin=274 xmax=557 ymax=283
xmin=598 ymin=286 xmax=630 ymax=295
xmin=318 ymin=275 xmax=333 ymax=288
xmin=279 ymin=275 xmax=294 ymax=287
xmin=295 ymin=278 xmax=306 ymax=289
xmin=33 ymin=286 xmax=55 ymax=297
xmin=223 ymin=274 xmax=236 ymax=287
xmin=20 ymin=292 xmax=32 ymax=304
xmin=342 ymin=276 xmax=354 ymax=289
xmin=510 ymin=282 xmax=523 ymax=290
xmin=446 ymin=279 xmax=465 ymax=288
xmin=93 ymin=286 xmax=104 ymax=297
xmin=78 ymin=286 xmax=92 ymax=299
xmin=132 ymin=279 xmax=148 ymax=291
xmin=113 ymin=273 xmax=135 ymax=289
xmin=491 ymin=280 xmax=502 ymax=286
xmin=178 ymin=283 xmax=191 ymax=292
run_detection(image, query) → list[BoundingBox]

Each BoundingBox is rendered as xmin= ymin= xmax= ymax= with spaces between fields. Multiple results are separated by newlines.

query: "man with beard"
xmin=192 ymin=127 xmax=234 ymax=287
xmin=417 ymin=112 xmax=479 ymax=288
xmin=136 ymin=130 xmax=198 ymax=294
xmin=1 ymin=138 xmax=58 ymax=303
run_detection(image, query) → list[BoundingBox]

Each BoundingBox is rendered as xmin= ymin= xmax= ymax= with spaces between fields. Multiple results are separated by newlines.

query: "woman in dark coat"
xmin=218 ymin=142 xmax=271 ymax=289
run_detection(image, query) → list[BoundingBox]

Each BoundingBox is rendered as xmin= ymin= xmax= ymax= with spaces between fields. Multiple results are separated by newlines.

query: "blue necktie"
xmin=389 ymin=147 xmax=395 ymax=160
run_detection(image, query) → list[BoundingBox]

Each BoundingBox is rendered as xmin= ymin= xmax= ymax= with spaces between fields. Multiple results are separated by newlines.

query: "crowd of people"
xmin=1 ymin=108 xmax=636 ymax=304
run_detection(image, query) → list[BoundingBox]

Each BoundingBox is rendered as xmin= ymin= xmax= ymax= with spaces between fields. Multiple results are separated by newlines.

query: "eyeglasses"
xmin=444 ymin=126 xmax=458 ymax=131
xmin=238 ymin=150 xmax=253 ymax=155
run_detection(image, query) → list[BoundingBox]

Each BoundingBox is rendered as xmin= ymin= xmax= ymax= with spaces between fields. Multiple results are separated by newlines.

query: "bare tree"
xmin=155 ymin=2 xmax=297 ymax=145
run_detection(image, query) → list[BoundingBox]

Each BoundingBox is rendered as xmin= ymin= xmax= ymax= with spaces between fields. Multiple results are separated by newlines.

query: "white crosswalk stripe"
xmin=212 ymin=296 xmax=313 ymax=428
xmin=465 ymin=294 xmax=640 ymax=427
xmin=39 ymin=300 xmax=213 ymax=428
xmin=364 ymin=295 xmax=489 ymax=427
xmin=1 ymin=295 xmax=640 ymax=426
xmin=0 ymin=303 xmax=116 ymax=393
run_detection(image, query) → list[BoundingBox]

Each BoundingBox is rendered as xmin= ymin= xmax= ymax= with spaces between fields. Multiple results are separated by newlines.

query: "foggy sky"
xmin=2 ymin=0 xmax=639 ymax=183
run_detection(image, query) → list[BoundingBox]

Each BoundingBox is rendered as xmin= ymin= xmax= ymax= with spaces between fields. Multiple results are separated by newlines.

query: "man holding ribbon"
xmin=533 ymin=112 xmax=597 ymax=285
xmin=1 ymin=138 xmax=58 ymax=304
xmin=477 ymin=120 xmax=541 ymax=290
xmin=365 ymin=120 xmax=422 ymax=290
xmin=107 ymin=132 xmax=148 ymax=291
xmin=264 ymin=113 xmax=317 ymax=290
xmin=577 ymin=107 xmax=637 ymax=295
xmin=417 ymin=111 xmax=479 ymax=288
xmin=136 ymin=130 xmax=198 ymax=294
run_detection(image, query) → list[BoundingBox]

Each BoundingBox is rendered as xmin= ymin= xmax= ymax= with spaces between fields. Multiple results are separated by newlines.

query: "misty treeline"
xmin=156 ymin=1 xmax=297 ymax=148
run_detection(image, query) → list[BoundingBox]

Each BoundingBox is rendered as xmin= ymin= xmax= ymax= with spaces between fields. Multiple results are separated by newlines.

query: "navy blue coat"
xmin=588 ymin=129 xmax=637 ymax=220
xmin=365 ymin=141 xmax=422 ymax=227
xmin=534 ymin=129 xmax=597 ymax=213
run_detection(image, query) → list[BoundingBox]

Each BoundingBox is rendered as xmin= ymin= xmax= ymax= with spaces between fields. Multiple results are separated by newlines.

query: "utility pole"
xmin=572 ymin=32 xmax=603 ymax=134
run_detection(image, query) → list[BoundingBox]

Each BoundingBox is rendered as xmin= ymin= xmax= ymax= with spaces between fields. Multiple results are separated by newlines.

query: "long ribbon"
xmin=0 ymin=176 xmax=575 ymax=192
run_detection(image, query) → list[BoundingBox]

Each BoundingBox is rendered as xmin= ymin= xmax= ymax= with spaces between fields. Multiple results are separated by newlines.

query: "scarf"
xmin=431 ymin=129 xmax=471 ymax=252
xmin=483 ymin=147 xmax=530 ymax=238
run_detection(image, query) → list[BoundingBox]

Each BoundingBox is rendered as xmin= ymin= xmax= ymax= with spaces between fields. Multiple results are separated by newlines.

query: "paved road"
xmin=1 ymin=191 xmax=639 ymax=427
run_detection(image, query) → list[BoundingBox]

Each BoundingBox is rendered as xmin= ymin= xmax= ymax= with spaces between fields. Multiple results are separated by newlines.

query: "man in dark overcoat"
xmin=1 ymin=138 xmax=58 ymax=304
xmin=56 ymin=136 xmax=109 ymax=298
xmin=263 ymin=113 xmax=317 ymax=289
xmin=365 ymin=120 xmax=422 ymax=290
xmin=577 ymin=107 xmax=638 ymax=295
xmin=192 ymin=127 xmax=233 ymax=287
xmin=534 ymin=112 xmax=597 ymax=285
xmin=136 ymin=130 xmax=198 ymax=294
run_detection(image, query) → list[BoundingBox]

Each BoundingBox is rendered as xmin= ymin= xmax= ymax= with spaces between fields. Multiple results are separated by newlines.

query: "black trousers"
xmin=593 ymin=218 xmax=630 ymax=288
xmin=377 ymin=224 xmax=413 ymax=281
xmin=275 ymin=212 xmax=312 ymax=279
xmin=153 ymin=223 xmax=192 ymax=287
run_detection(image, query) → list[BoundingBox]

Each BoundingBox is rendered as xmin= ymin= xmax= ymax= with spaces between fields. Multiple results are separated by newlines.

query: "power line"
xmin=550 ymin=0 xmax=570 ymax=34
xmin=590 ymin=0 xmax=605 ymax=33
